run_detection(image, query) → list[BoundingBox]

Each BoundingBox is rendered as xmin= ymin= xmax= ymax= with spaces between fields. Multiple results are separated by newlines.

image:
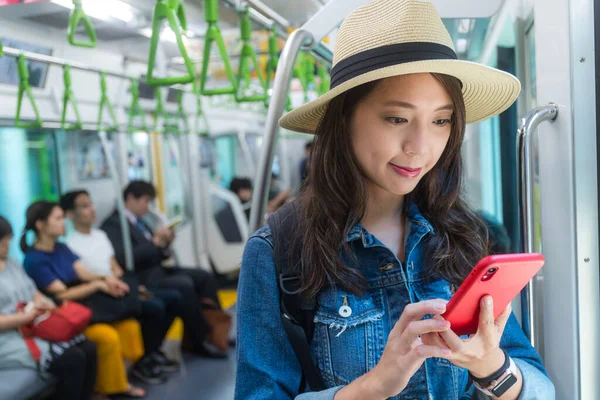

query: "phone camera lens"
xmin=488 ymin=268 xmax=497 ymax=274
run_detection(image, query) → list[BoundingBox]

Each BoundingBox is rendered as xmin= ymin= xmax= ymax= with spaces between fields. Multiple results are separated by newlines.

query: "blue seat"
xmin=0 ymin=369 xmax=55 ymax=400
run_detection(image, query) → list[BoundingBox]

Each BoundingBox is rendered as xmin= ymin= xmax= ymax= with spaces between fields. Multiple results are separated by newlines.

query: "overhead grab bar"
xmin=199 ymin=0 xmax=237 ymax=96
xmin=249 ymin=29 xmax=315 ymax=233
xmin=98 ymin=71 xmax=119 ymax=132
xmin=147 ymin=0 xmax=196 ymax=86
xmin=517 ymin=103 xmax=559 ymax=346
xmin=235 ymin=7 xmax=268 ymax=103
xmin=67 ymin=0 xmax=97 ymax=48
xmin=15 ymin=53 xmax=43 ymax=128
xmin=61 ymin=65 xmax=83 ymax=129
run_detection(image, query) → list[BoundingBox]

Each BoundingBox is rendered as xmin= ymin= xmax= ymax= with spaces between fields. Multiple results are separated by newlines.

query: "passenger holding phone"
xmin=235 ymin=1 xmax=555 ymax=399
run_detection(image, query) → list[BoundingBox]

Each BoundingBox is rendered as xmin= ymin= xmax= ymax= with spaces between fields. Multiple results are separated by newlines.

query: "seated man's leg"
xmin=171 ymin=267 xmax=221 ymax=308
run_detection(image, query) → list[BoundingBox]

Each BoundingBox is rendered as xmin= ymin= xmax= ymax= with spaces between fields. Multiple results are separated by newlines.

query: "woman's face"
xmin=349 ymin=73 xmax=454 ymax=197
xmin=0 ymin=234 xmax=11 ymax=260
xmin=37 ymin=206 xmax=66 ymax=238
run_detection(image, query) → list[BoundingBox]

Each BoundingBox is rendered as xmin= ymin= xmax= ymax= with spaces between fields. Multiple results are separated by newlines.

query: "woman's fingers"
xmin=478 ymin=296 xmax=497 ymax=343
xmin=407 ymin=344 xmax=452 ymax=363
xmin=393 ymin=299 xmax=447 ymax=335
xmin=399 ymin=319 xmax=450 ymax=352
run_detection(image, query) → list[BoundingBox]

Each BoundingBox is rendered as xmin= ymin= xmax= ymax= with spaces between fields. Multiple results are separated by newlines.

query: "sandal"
xmin=109 ymin=385 xmax=147 ymax=399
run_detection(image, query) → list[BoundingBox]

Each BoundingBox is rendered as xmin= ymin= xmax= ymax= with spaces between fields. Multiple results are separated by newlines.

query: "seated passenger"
xmin=61 ymin=190 xmax=182 ymax=376
xmin=216 ymin=177 xmax=291 ymax=243
xmin=20 ymin=201 xmax=149 ymax=397
xmin=100 ymin=180 xmax=231 ymax=357
xmin=0 ymin=216 xmax=97 ymax=400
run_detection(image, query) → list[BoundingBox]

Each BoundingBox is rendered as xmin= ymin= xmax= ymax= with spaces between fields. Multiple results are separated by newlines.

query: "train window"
xmin=0 ymin=128 xmax=60 ymax=260
xmin=127 ymin=131 xmax=152 ymax=181
xmin=0 ymin=36 xmax=51 ymax=88
xmin=214 ymin=135 xmax=237 ymax=187
xmin=162 ymin=134 xmax=187 ymax=220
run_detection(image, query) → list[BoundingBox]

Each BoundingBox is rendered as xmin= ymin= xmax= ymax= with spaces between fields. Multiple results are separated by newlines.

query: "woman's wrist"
xmin=335 ymin=370 xmax=387 ymax=400
xmin=467 ymin=347 xmax=506 ymax=379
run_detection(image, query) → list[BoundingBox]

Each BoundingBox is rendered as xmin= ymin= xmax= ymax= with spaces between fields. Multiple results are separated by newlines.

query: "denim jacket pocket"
xmin=311 ymin=289 xmax=385 ymax=387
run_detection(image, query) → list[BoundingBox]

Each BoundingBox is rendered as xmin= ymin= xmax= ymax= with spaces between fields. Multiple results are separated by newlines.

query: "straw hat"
xmin=280 ymin=0 xmax=521 ymax=134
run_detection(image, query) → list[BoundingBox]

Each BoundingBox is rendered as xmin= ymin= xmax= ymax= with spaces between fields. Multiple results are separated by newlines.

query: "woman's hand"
xmin=422 ymin=296 xmax=511 ymax=377
xmin=21 ymin=305 xmax=46 ymax=324
xmin=336 ymin=299 xmax=452 ymax=400
xmin=105 ymin=276 xmax=129 ymax=296
xmin=95 ymin=280 xmax=122 ymax=298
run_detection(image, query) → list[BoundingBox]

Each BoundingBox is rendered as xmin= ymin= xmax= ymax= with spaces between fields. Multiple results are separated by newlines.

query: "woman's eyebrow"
xmin=382 ymin=101 xmax=454 ymax=112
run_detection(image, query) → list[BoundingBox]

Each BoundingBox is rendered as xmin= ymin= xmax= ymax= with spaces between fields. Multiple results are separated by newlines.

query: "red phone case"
xmin=442 ymin=253 xmax=544 ymax=336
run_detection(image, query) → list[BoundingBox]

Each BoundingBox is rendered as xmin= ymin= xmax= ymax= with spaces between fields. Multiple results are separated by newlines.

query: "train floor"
xmin=118 ymin=349 xmax=237 ymax=400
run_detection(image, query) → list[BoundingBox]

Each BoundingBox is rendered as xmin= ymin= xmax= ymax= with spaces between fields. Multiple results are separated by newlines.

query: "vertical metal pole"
xmin=98 ymin=130 xmax=135 ymax=271
xmin=249 ymin=29 xmax=314 ymax=233
xmin=517 ymin=103 xmax=558 ymax=346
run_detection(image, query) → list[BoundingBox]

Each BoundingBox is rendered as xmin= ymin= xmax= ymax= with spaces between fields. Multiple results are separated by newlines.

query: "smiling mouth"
xmin=390 ymin=163 xmax=423 ymax=178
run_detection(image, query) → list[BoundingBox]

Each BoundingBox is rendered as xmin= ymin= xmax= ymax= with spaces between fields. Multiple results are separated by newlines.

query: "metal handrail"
xmin=517 ymin=103 xmax=559 ymax=346
xmin=98 ymin=130 xmax=135 ymax=271
xmin=249 ymin=28 xmax=315 ymax=233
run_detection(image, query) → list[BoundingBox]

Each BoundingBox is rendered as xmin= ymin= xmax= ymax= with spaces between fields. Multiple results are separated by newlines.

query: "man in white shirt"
xmin=61 ymin=190 xmax=181 ymax=382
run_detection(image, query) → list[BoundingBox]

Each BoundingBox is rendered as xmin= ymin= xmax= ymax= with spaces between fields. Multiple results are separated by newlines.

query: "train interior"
xmin=0 ymin=0 xmax=598 ymax=399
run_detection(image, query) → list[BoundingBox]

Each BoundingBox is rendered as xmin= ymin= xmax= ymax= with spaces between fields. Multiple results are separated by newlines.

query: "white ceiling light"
xmin=50 ymin=0 xmax=134 ymax=23
xmin=456 ymin=38 xmax=468 ymax=54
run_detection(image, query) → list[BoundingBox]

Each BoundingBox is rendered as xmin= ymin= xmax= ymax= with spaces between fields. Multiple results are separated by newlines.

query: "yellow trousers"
xmin=84 ymin=319 xmax=144 ymax=394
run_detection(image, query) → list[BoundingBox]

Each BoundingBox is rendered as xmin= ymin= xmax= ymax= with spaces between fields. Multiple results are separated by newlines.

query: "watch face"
xmin=492 ymin=373 xmax=519 ymax=397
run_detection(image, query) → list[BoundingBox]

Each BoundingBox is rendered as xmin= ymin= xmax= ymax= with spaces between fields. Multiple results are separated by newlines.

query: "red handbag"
xmin=17 ymin=301 xmax=92 ymax=343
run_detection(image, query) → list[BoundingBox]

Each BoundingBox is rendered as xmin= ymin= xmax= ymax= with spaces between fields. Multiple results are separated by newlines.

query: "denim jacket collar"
xmin=345 ymin=202 xmax=435 ymax=245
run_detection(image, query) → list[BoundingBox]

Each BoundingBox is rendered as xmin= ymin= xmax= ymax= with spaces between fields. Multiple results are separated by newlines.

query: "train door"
xmin=533 ymin=0 xmax=600 ymax=398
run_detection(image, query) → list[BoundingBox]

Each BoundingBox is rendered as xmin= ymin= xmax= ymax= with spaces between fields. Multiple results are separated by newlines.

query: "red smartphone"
xmin=442 ymin=253 xmax=545 ymax=336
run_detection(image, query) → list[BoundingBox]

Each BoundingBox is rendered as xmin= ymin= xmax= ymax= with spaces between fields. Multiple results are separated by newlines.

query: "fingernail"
xmin=486 ymin=297 xmax=493 ymax=307
xmin=442 ymin=349 xmax=451 ymax=356
xmin=437 ymin=320 xmax=449 ymax=328
xmin=434 ymin=302 xmax=446 ymax=312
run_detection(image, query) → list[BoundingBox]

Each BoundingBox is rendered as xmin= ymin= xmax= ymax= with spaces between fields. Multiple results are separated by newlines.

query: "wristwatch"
xmin=470 ymin=350 xmax=519 ymax=397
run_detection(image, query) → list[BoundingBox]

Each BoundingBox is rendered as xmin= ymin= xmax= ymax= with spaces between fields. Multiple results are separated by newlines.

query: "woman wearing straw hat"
xmin=235 ymin=0 xmax=554 ymax=399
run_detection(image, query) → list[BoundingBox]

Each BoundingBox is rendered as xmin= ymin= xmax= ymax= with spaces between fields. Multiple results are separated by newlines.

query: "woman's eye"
xmin=386 ymin=117 xmax=407 ymax=125
xmin=434 ymin=119 xmax=451 ymax=127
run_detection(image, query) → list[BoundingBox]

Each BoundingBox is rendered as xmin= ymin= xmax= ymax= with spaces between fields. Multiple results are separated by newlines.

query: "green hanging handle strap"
xmin=127 ymin=78 xmax=148 ymax=133
xmin=317 ymin=63 xmax=330 ymax=97
xmin=199 ymin=0 xmax=237 ymax=96
xmin=266 ymin=25 xmax=279 ymax=86
xmin=68 ymin=0 xmax=97 ymax=48
xmin=235 ymin=7 xmax=267 ymax=103
xmin=153 ymin=87 xmax=172 ymax=133
xmin=147 ymin=0 xmax=195 ymax=86
xmin=195 ymin=92 xmax=209 ymax=137
xmin=175 ymin=91 xmax=189 ymax=133
xmin=0 ymin=38 xmax=4 ymax=58
xmin=15 ymin=54 xmax=42 ymax=128
xmin=97 ymin=72 xmax=119 ymax=131
xmin=61 ymin=65 xmax=83 ymax=129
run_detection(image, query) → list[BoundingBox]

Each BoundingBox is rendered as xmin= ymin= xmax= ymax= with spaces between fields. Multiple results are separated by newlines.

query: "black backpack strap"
xmin=268 ymin=204 xmax=326 ymax=393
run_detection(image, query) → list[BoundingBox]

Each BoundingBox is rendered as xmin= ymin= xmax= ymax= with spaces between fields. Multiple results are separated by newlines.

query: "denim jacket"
xmin=235 ymin=204 xmax=555 ymax=400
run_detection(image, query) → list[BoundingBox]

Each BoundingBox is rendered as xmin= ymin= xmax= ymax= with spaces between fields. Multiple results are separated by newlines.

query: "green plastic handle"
xmin=15 ymin=53 xmax=42 ymax=128
xmin=68 ymin=0 xmax=97 ymax=48
xmin=61 ymin=65 xmax=83 ymax=129
xmin=147 ymin=0 xmax=195 ymax=87
xmin=0 ymin=38 xmax=3 ymax=58
xmin=195 ymin=94 xmax=209 ymax=136
xmin=97 ymin=72 xmax=119 ymax=131
xmin=199 ymin=0 xmax=237 ymax=96
xmin=153 ymin=88 xmax=173 ymax=133
xmin=127 ymin=78 xmax=148 ymax=133
xmin=175 ymin=90 xmax=189 ymax=133
xmin=266 ymin=25 xmax=279 ymax=86
xmin=234 ymin=8 xmax=267 ymax=103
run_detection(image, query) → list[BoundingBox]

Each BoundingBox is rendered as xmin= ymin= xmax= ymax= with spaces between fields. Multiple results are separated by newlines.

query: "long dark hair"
xmin=20 ymin=201 xmax=61 ymax=253
xmin=0 ymin=216 xmax=13 ymax=241
xmin=291 ymin=73 xmax=489 ymax=298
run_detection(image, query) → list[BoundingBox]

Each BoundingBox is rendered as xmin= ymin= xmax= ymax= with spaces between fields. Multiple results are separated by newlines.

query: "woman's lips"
xmin=390 ymin=164 xmax=422 ymax=178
